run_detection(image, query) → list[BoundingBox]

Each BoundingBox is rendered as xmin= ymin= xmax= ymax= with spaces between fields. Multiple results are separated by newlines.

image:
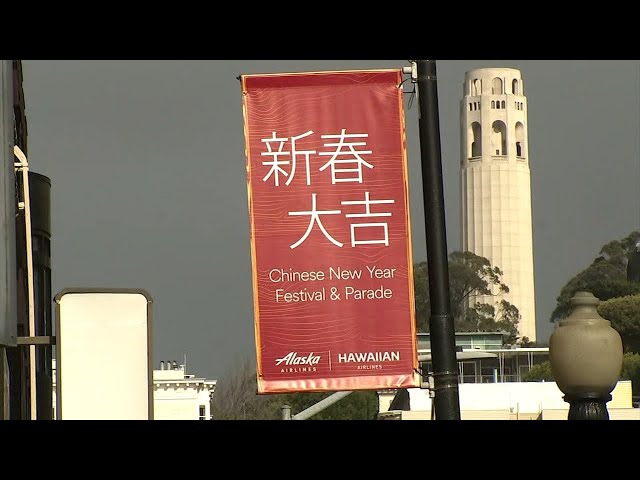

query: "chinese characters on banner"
xmin=241 ymin=69 xmax=419 ymax=393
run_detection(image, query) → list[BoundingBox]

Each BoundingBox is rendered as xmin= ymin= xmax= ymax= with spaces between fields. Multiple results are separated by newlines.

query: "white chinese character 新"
xmin=260 ymin=131 xmax=315 ymax=187
xmin=318 ymin=129 xmax=373 ymax=184
xmin=341 ymin=191 xmax=395 ymax=247
xmin=288 ymin=193 xmax=343 ymax=249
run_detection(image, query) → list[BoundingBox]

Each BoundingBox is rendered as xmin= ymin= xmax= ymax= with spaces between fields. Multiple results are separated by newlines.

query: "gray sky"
xmin=21 ymin=60 xmax=640 ymax=380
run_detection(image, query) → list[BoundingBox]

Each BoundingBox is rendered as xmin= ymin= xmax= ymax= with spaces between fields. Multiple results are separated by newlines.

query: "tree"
xmin=521 ymin=361 xmax=554 ymax=382
xmin=210 ymin=356 xmax=280 ymax=420
xmin=414 ymin=251 xmax=520 ymax=341
xmin=210 ymin=356 xmax=379 ymax=420
xmin=620 ymin=353 xmax=640 ymax=397
xmin=278 ymin=390 xmax=379 ymax=420
xmin=458 ymin=299 xmax=520 ymax=343
xmin=521 ymin=355 xmax=640 ymax=397
xmin=551 ymin=231 xmax=640 ymax=323
xmin=598 ymin=295 xmax=640 ymax=353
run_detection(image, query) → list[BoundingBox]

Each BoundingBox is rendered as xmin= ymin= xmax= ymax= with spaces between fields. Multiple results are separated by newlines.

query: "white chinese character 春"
xmin=319 ymin=129 xmax=373 ymax=184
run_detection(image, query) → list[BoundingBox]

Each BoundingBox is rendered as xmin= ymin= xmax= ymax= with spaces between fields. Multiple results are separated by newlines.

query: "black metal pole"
xmin=415 ymin=60 xmax=461 ymax=420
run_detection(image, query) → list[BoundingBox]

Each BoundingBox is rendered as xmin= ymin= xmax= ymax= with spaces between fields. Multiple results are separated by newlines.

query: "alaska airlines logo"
xmin=275 ymin=352 xmax=321 ymax=366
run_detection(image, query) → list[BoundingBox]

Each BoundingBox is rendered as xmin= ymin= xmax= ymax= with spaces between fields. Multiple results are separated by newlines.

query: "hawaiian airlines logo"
xmin=338 ymin=351 xmax=400 ymax=363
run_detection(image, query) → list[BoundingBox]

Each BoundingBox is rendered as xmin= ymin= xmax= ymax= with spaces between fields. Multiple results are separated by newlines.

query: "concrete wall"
xmin=379 ymin=380 xmax=637 ymax=420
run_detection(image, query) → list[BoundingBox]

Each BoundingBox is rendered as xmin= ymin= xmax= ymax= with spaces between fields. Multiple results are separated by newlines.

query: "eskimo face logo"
xmin=275 ymin=352 xmax=321 ymax=366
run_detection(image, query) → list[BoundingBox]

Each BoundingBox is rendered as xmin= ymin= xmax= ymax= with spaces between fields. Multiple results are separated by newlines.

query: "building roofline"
xmin=417 ymin=331 xmax=511 ymax=337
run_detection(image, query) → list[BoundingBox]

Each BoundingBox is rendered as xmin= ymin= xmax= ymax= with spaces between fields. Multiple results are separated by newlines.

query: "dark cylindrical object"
xmin=416 ymin=60 xmax=460 ymax=420
xmin=8 ymin=171 xmax=52 ymax=420
xmin=31 ymin=173 xmax=52 ymax=420
xmin=0 ymin=60 xmax=17 ymax=348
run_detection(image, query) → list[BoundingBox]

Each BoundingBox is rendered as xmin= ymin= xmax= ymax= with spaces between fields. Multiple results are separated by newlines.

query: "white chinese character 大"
xmin=319 ymin=129 xmax=373 ymax=184
xmin=261 ymin=131 xmax=316 ymax=187
xmin=288 ymin=193 xmax=343 ymax=249
xmin=341 ymin=191 xmax=395 ymax=247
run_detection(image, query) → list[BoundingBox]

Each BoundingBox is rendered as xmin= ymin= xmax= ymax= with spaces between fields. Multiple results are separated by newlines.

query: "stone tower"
xmin=460 ymin=67 xmax=536 ymax=342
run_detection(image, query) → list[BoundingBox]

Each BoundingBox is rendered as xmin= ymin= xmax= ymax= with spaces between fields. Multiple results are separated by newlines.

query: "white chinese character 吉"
xmin=341 ymin=191 xmax=395 ymax=247
xmin=261 ymin=131 xmax=315 ymax=187
xmin=319 ymin=129 xmax=373 ymax=184
xmin=288 ymin=193 xmax=343 ymax=249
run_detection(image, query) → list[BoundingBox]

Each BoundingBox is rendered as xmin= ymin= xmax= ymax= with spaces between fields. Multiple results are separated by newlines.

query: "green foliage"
xmin=276 ymin=390 xmax=379 ymax=420
xmin=551 ymin=231 xmax=640 ymax=323
xmin=415 ymin=251 xmax=520 ymax=339
xmin=519 ymin=337 xmax=538 ymax=347
xmin=210 ymin=357 xmax=281 ymax=420
xmin=521 ymin=361 xmax=554 ymax=382
xmin=598 ymin=295 xmax=640 ymax=353
xmin=210 ymin=356 xmax=378 ymax=420
xmin=620 ymin=353 xmax=640 ymax=396
xmin=522 ymin=355 xmax=640 ymax=397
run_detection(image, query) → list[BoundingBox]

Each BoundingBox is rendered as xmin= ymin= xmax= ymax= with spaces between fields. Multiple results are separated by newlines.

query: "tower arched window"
xmin=491 ymin=100 xmax=495 ymax=109
xmin=472 ymin=79 xmax=482 ymax=96
xmin=492 ymin=77 xmax=503 ymax=95
xmin=512 ymin=79 xmax=519 ymax=94
xmin=469 ymin=103 xmax=473 ymax=111
xmin=470 ymin=122 xmax=482 ymax=158
xmin=491 ymin=120 xmax=507 ymax=156
xmin=501 ymin=100 xmax=506 ymax=109
xmin=515 ymin=122 xmax=525 ymax=158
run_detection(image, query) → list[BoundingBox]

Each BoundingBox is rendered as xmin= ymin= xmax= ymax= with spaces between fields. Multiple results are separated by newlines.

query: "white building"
xmin=153 ymin=360 xmax=216 ymax=420
xmin=52 ymin=358 xmax=217 ymax=420
xmin=378 ymin=380 xmax=640 ymax=420
xmin=376 ymin=332 xmax=640 ymax=420
xmin=460 ymin=68 xmax=537 ymax=342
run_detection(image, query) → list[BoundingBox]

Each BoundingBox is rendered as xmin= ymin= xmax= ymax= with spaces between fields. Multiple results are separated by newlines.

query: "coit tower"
xmin=460 ymin=68 xmax=536 ymax=342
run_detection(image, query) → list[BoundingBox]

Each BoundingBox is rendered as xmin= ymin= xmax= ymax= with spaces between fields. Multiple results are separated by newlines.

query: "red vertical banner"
xmin=241 ymin=69 xmax=419 ymax=393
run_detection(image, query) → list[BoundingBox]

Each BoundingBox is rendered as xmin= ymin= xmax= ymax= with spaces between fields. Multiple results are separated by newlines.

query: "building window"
xmin=512 ymin=79 xmax=519 ymax=94
xmin=469 ymin=103 xmax=473 ymax=111
xmin=492 ymin=77 xmax=503 ymax=95
xmin=470 ymin=122 xmax=482 ymax=157
xmin=199 ymin=405 xmax=206 ymax=420
xmin=491 ymin=120 xmax=507 ymax=155
xmin=515 ymin=122 xmax=525 ymax=158
xmin=501 ymin=100 xmax=506 ymax=109
xmin=491 ymin=100 xmax=495 ymax=109
xmin=472 ymin=78 xmax=482 ymax=96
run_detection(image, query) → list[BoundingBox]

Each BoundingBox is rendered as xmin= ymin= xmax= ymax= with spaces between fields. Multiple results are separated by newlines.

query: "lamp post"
xmin=549 ymin=291 xmax=623 ymax=420
xmin=415 ymin=60 xmax=461 ymax=420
